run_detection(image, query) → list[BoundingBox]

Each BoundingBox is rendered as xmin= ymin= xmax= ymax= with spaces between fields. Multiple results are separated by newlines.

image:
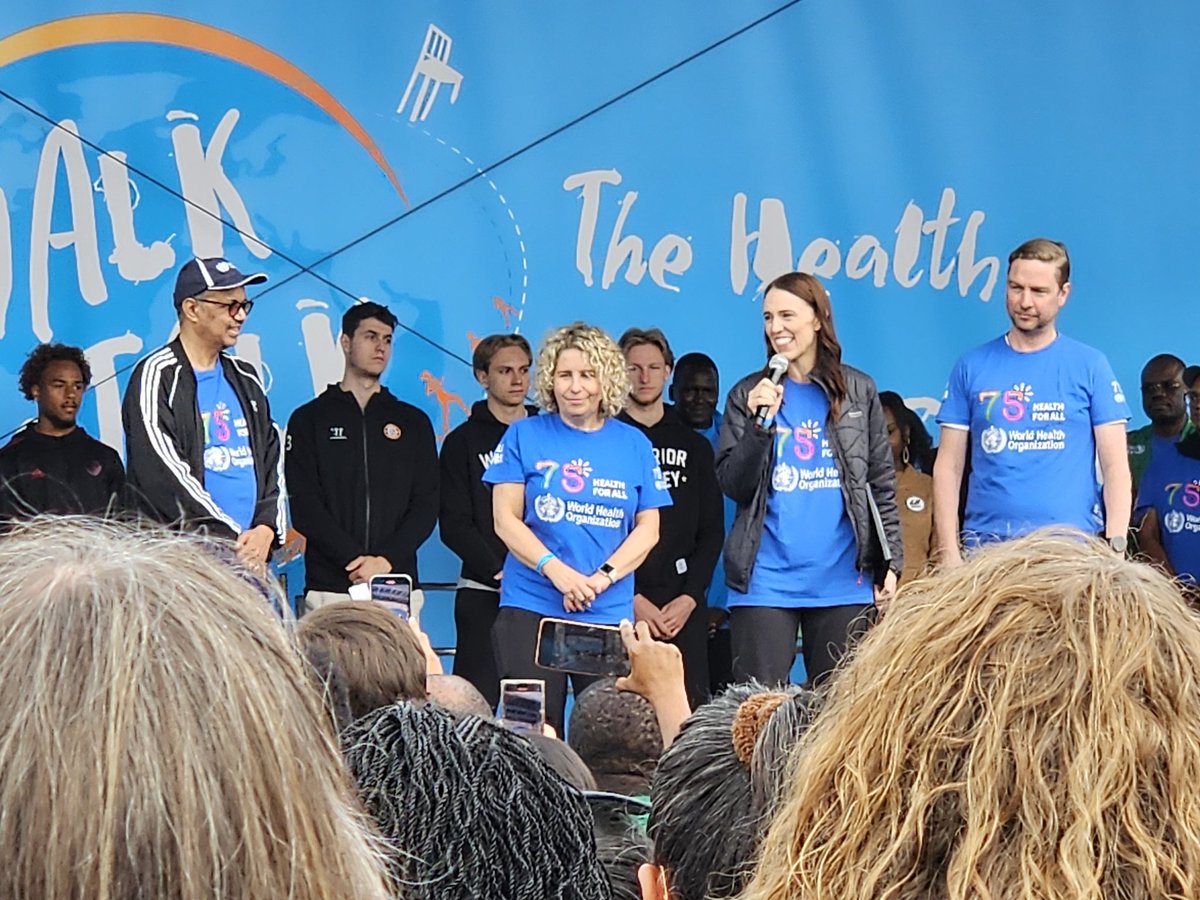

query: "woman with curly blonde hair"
xmin=741 ymin=529 xmax=1200 ymax=900
xmin=487 ymin=322 xmax=671 ymax=731
xmin=0 ymin=516 xmax=390 ymax=900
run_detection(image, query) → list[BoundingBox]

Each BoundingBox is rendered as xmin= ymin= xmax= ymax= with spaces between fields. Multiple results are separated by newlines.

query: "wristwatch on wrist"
xmin=1108 ymin=535 xmax=1128 ymax=554
xmin=598 ymin=563 xmax=618 ymax=585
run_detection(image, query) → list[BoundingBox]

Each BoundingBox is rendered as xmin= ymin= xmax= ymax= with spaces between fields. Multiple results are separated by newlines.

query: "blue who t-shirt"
xmin=1136 ymin=446 xmax=1200 ymax=584
xmin=937 ymin=335 xmax=1130 ymax=542
xmin=195 ymin=365 xmax=257 ymax=532
xmin=730 ymin=381 xmax=872 ymax=609
xmin=483 ymin=414 xmax=673 ymax=624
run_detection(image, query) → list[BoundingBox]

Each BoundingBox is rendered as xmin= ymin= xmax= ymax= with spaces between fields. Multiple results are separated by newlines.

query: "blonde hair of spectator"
xmin=534 ymin=321 xmax=631 ymax=419
xmin=742 ymin=529 xmax=1200 ymax=900
xmin=0 ymin=515 xmax=390 ymax=900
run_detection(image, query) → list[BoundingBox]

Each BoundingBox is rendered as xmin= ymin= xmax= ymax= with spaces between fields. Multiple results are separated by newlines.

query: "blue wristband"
xmin=535 ymin=553 xmax=555 ymax=575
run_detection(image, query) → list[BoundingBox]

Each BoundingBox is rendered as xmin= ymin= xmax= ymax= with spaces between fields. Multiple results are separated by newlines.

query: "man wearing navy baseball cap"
xmin=122 ymin=257 xmax=284 ymax=569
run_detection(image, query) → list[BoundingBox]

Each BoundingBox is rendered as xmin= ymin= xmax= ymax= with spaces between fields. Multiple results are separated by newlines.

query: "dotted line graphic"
xmin=416 ymin=126 xmax=528 ymax=331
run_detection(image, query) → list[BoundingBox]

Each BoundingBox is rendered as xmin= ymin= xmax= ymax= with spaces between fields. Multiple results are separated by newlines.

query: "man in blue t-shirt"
xmin=933 ymin=238 xmax=1132 ymax=563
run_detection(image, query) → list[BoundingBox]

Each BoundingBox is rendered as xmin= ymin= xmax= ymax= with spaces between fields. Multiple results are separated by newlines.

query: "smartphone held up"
xmin=535 ymin=617 xmax=630 ymax=678
xmin=499 ymin=679 xmax=546 ymax=733
xmin=368 ymin=573 xmax=412 ymax=620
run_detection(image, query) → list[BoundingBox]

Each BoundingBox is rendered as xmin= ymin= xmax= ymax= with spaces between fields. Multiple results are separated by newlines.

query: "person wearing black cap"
xmin=0 ymin=343 xmax=125 ymax=518
xmin=122 ymin=257 xmax=283 ymax=569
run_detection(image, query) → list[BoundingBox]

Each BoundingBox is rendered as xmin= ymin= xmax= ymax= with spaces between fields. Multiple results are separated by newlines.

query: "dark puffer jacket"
xmin=715 ymin=364 xmax=903 ymax=593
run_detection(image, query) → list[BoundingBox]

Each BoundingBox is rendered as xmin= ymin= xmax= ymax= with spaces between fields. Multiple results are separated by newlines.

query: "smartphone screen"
xmin=368 ymin=573 xmax=412 ymax=620
xmin=499 ymin=679 xmax=546 ymax=732
xmin=535 ymin=617 xmax=630 ymax=677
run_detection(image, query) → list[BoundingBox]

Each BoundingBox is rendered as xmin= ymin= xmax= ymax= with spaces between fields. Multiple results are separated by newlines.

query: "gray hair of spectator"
xmin=647 ymin=681 xmax=818 ymax=900
xmin=342 ymin=701 xmax=611 ymax=900
xmin=524 ymin=731 xmax=599 ymax=791
xmin=0 ymin=516 xmax=390 ymax=899
xmin=426 ymin=673 xmax=495 ymax=718
xmin=568 ymin=678 xmax=663 ymax=796
xmin=596 ymin=825 xmax=651 ymax=900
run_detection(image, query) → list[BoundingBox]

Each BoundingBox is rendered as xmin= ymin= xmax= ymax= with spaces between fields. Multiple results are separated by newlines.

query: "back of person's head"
xmin=597 ymin=824 xmax=651 ymax=900
xmin=302 ymin=643 xmax=356 ymax=733
xmin=295 ymin=600 xmax=427 ymax=721
xmin=569 ymin=678 xmax=663 ymax=795
xmin=425 ymin=672 xmax=494 ymax=718
xmin=342 ymin=701 xmax=611 ymax=899
xmin=643 ymin=682 xmax=817 ymax=900
xmin=524 ymin=730 xmax=598 ymax=791
xmin=744 ymin=530 xmax=1200 ymax=900
xmin=0 ymin=516 xmax=388 ymax=899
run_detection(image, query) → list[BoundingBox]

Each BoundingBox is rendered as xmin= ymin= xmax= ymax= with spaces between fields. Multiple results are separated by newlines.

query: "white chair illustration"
xmin=397 ymin=24 xmax=463 ymax=123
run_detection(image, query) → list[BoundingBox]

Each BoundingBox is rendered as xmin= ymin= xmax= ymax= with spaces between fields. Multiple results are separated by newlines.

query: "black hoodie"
xmin=285 ymin=385 xmax=438 ymax=591
xmin=440 ymin=400 xmax=538 ymax=588
xmin=617 ymin=405 xmax=724 ymax=604
xmin=0 ymin=424 xmax=125 ymax=517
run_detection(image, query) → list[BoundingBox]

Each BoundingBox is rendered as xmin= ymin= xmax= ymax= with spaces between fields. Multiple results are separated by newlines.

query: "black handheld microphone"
xmin=752 ymin=353 xmax=790 ymax=428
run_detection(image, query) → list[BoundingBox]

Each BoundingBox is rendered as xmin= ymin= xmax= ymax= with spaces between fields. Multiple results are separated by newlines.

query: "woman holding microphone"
xmin=486 ymin=322 xmax=672 ymax=731
xmin=717 ymin=272 xmax=902 ymax=686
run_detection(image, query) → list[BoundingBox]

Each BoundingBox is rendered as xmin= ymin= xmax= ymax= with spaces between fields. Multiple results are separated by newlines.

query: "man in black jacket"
xmin=1 ymin=343 xmax=124 ymax=518
xmin=618 ymin=328 xmax=724 ymax=707
xmin=122 ymin=257 xmax=283 ymax=571
xmin=286 ymin=301 xmax=438 ymax=611
xmin=439 ymin=333 xmax=534 ymax=706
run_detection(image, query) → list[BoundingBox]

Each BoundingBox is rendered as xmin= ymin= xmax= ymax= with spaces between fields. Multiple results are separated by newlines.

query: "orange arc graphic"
xmin=0 ymin=13 xmax=408 ymax=205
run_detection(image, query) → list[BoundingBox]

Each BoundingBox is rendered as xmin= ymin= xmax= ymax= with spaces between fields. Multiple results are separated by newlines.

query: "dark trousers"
xmin=730 ymin=603 xmax=874 ymax=687
xmin=643 ymin=586 xmax=710 ymax=709
xmin=492 ymin=606 xmax=598 ymax=734
xmin=708 ymin=625 xmax=733 ymax=696
xmin=453 ymin=587 xmax=501 ymax=709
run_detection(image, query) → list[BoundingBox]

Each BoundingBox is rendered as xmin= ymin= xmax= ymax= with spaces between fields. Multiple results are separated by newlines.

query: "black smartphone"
xmin=498 ymin=678 xmax=546 ymax=732
xmin=535 ymin=617 xmax=630 ymax=678
xmin=368 ymin=573 xmax=412 ymax=620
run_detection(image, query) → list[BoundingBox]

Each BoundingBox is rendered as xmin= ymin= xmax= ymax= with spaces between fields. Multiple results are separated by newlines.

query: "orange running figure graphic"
xmin=492 ymin=295 xmax=520 ymax=329
xmin=466 ymin=331 xmax=482 ymax=352
xmin=420 ymin=370 xmax=470 ymax=439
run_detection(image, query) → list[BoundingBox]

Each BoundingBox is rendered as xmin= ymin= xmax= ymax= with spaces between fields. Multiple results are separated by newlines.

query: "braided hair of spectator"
xmin=342 ymin=702 xmax=612 ymax=900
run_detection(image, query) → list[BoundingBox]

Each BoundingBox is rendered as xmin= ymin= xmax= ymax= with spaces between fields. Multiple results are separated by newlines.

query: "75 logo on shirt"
xmin=977 ymin=383 xmax=1033 ymax=423
xmin=536 ymin=458 xmax=592 ymax=494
